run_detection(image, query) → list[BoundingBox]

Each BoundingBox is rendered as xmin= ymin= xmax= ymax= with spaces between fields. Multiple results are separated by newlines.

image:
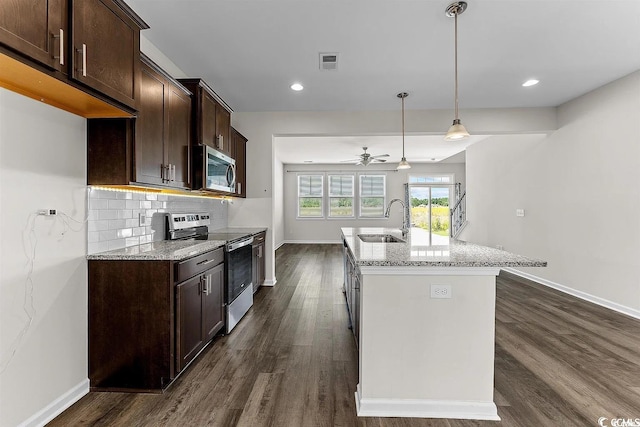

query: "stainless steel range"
xmin=166 ymin=213 xmax=253 ymax=333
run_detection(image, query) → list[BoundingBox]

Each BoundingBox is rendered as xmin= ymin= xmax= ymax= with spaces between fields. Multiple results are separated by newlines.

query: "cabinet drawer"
xmin=176 ymin=247 xmax=224 ymax=283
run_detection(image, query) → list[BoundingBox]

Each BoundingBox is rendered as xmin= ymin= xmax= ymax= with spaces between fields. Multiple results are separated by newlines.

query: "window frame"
xmin=297 ymin=174 xmax=325 ymax=219
xmin=327 ymin=174 xmax=355 ymax=218
xmin=358 ymin=174 xmax=387 ymax=219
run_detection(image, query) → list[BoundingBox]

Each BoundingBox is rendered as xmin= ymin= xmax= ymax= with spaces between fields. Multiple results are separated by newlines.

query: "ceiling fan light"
xmin=397 ymin=157 xmax=411 ymax=170
xmin=444 ymin=119 xmax=470 ymax=141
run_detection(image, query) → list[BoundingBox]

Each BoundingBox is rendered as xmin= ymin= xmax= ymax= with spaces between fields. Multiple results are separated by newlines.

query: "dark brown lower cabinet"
xmin=176 ymin=262 xmax=224 ymax=371
xmin=89 ymin=248 xmax=225 ymax=392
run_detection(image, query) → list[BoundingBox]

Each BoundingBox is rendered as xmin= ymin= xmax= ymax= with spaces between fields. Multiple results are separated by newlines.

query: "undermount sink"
xmin=358 ymin=234 xmax=406 ymax=243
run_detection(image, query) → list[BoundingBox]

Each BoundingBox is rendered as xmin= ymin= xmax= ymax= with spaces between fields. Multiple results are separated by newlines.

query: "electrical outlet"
xmin=516 ymin=209 xmax=525 ymax=217
xmin=38 ymin=209 xmax=57 ymax=216
xmin=139 ymin=213 xmax=148 ymax=226
xmin=430 ymin=284 xmax=452 ymax=299
xmin=496 ymin=244 xmax=504 ymax=250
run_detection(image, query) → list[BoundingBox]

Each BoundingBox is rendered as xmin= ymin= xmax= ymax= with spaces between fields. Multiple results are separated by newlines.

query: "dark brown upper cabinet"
xmin=87 ymin=54 xmax=192 ymax=190
xmin=179 ymin=79 xmax=233 ymax=156
xmin=0 ymin=0 xmax=147 ymax=116
xmin=71 ymin=0 xmax=145 ymax=109
xmin=231 ymin=127 xmax=247 ymax=198
xmin=0 ymin=0 xmax=67 ymax=73
xmin=135 ymin=56 xmax=191 ymax=188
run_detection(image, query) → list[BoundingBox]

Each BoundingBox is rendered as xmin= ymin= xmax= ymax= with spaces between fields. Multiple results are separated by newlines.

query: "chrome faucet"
xmin=384 ymin=198 xmax=410 ymax=235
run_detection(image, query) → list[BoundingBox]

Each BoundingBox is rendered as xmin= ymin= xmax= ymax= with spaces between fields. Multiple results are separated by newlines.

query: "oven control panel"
xmin=167 ymin=212 xmax=211 ymax=231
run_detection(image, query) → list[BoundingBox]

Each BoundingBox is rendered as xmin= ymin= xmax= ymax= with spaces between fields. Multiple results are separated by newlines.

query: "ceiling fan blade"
xmin=370 ymin=154 xmax=390 ymax=159
xmin=372 ymin=158 xmax=387 ymax=163
xmin=339 ymin=158 xmax=361 ymax=163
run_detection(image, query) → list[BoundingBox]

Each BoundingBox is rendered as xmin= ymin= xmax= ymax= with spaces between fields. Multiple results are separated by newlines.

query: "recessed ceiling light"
xmin=290 ymin=83 xmax=304 ymax=91
xmin=522 ymin=79 xmax=539 ymax=87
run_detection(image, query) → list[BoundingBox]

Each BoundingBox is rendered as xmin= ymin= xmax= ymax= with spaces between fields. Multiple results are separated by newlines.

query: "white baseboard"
xmin=282 ymin=239 xmax=342 ymax=245
xmin=262 ymin=278 xmax=277 ymax=287
xmin=355 ymin=384 xmax=500 ymax=420
xmin=274 ymin=240 xmax=285 ymax=250
xmin=19 ymin=378 xmax=89 ymax=427
xmin=503 ymin=268 xmax=640 ymax=320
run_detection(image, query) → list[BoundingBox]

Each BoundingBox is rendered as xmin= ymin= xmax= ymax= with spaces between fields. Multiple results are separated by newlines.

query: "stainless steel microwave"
xmin=193 ymin=144 xmax=236 ymax=193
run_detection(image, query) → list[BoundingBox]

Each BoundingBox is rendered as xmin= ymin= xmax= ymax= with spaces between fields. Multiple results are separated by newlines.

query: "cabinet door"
xmin=215 ymin=104 xmax=231 ymax=155
xmin=134 ymin=62 xmax=166 ymax=186
xmin=71 ymin=0 xmax=139 ymax=108
xmin=166 ymin=82 xmax=191 ymax=189
xmin=200 ymin=91 xmax=218 ymax=148
xmin=251 ymin=245 xmax=259 ymax=292
xmin=202 ymin=263 xmax=225 ymax=342
xmin=257 ymin=242 xmax=265 ymax=287
xmin=352 ymin=273 xmax=360 ymax=343
xmin=0 ymin=0 xmax=66 ymax=72
xmin=232 ymin=128 xmax=247 ymax=197
xmin=176 ymin=275 xmax=204 ymax=372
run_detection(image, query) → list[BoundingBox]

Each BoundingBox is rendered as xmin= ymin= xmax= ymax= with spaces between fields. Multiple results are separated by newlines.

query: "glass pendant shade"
xmin=444 ymin=119 xmax=470 ymax=141
xmin=397 ymin=157 xmax=411 ymax=170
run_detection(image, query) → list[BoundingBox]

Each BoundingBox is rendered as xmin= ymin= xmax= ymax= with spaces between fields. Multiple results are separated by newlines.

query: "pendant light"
xmin=444 ymin=1 xmax=470 ymax=141
xmin=397 ymin=92 xmax=411 ymax=170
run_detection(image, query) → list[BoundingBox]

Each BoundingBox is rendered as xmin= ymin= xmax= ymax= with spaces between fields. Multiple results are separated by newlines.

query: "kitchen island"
xmin=341 ymin=227 xmax=546 ymax=421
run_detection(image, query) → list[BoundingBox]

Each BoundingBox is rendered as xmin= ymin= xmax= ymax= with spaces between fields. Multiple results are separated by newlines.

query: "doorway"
xmin=408 ymin=176 xmax=453 ymax=245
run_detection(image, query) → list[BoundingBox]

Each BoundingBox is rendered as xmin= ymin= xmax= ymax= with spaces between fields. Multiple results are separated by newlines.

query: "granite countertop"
xmin=341 ymin=227 xmax=547 ymax=268
xmin=88 ymin=227 xmax=267 ymax=261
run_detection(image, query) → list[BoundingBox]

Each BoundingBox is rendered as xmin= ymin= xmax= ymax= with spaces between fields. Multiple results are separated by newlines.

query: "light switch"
xmin=516 ymin=209 xmax=525 ymax=217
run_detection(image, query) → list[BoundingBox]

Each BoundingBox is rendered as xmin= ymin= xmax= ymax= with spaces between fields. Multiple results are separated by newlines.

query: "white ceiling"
xmin=127 ymin=0 xmax=640 ymax=164
xmin=274 ymin=134 xmax=486 ymax=164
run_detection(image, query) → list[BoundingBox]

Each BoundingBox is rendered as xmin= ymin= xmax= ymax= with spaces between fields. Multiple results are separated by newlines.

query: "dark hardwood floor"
xmin=49 ymin=244 xmax=640 ymax=426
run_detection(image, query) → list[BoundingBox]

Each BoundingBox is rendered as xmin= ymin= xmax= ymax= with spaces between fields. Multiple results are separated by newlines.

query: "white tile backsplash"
xmin=87 ymin=188 xmax=229 ymax=254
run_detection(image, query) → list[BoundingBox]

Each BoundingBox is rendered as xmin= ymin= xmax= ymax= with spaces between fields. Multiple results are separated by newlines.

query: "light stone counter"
xmin=86 ymin=239 xmax=226 ymax=261
xmin=341 ymin=227 xmax=546 ymax=268
xmin=87 ymin=228 xmax=267 ymax=261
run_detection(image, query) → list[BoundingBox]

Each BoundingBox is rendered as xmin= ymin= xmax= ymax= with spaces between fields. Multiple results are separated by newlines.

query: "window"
xmin=298 ymin=174 xmax=323 ymax=217
xmin=409 ymin=175 xmax=452 ymax=184
xmin=328 ymin=175 xmax=354 ymax=217
xmin=359 ymin=175 xmax=386 ymax=217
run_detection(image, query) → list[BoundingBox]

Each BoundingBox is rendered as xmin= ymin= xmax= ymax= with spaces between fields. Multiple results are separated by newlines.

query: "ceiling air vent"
xmin=319 ymin=52 xmax=338 ymax=71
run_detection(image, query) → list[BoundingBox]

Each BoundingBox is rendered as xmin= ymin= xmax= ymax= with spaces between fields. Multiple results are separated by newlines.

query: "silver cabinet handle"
xmin=258 ymin=245 xmax=262 ymax=258
xmin=237 ymin=182 xmax=241 ymax=194
xmin=162 ymin=164 xmax=169 ymax=182
xmin=208 ymin=274 xmax=212 ymax=295
xmin=202 ymin=274 xmax=211 ymax=295
xmin=172 ymin=164 xmax=176 ymax=182
xmin=53 ymin=29 xmax=64 ymax=65
xmin=81 ymin=43 xmax=87 ymax=76
xmin=77 ymin=44 xmax=87 ymax=76
xmin=217 ymin=135 xmax=224 ymax=151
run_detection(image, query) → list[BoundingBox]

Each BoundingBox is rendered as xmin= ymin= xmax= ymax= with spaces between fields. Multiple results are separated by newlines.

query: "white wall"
xmin=0 ymin=89 xmax=88 ymax=426
xmin=282 ymin=162 xmax=465 ymax=243
xmin=273 ymin=158 xmax=285 ymax=248
xmin=462 ymin=70 xmax=640 ymax=316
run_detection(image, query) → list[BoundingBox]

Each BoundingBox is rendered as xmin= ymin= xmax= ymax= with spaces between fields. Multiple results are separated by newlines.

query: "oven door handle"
xmin=227 ymin=237 xmax=254 ymax=251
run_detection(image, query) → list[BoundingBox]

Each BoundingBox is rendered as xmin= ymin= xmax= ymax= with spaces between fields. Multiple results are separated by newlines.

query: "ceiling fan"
xmin=340 ymin=147 xmax=389 ymax=166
